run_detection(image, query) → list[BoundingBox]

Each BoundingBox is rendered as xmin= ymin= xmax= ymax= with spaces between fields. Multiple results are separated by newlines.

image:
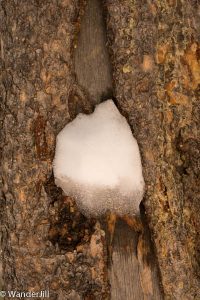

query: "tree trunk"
xmin=0 ymin=1 xmax=108 ymax=299
xmin=1 ymin=0 xmax=199 ymax=299
xmin=106 ymin=0 xmax=200 ymax=299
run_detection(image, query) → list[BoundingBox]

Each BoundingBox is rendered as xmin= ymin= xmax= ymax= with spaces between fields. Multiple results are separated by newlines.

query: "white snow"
xmin=53 ymin=100 xmax=145 ymax=217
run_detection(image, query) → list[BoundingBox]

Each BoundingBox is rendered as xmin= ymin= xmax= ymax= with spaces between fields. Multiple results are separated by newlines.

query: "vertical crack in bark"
xmin=74 ymin=1 xmax=163 ymax=299
xmin=74 ymin=0 xmax=113 ymax=105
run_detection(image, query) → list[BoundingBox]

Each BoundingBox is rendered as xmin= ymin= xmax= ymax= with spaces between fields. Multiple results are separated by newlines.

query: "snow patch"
xmin=53 ymin=100 xmax=145 ymax=217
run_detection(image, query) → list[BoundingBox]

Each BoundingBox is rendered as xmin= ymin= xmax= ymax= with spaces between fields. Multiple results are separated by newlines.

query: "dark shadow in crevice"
xmin=45 ymin=174 xmax=96 ymax=252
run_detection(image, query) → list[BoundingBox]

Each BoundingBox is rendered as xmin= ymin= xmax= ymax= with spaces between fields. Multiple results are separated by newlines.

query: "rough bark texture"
xmin=0 ymin=1 xmax=108 ymax=299
xmin=1 ymin=0 xmax=200 ymax=299
xmin=106 ymin=0 xmax=200 ymax=299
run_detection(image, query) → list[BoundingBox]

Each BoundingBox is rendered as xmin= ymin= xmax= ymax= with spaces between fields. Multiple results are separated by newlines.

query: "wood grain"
xmin=74 ymin=0 xmax=113 ymax=104
xmin=109 ymin=219 xmax=163 ymax=300
xmin=74 ymin=0 xmax=163 ymax=298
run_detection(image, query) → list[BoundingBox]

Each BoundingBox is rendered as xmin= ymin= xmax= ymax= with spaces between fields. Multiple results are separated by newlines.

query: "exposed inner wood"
xmin=109 ymin=215 xmax=163 ymax=300
xmin=74 ymin=0 xmax=113 ymax=104
xmin=74 ymin=0 xmax=163 ymax=299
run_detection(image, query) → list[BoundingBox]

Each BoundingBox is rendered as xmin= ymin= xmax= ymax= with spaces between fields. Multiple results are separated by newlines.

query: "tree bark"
xmin=0 ymin=1 xmax=108 ymax=299
xmin=106 ymin=0 xmax=200 ymax=298
xmin=0 ymin=0 xmax=200 ymax=299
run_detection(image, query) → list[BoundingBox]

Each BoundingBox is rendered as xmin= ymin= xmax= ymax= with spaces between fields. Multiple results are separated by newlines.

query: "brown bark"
xmin=0 ymin=1 xmax=108 ymax=299
xmin=106 ymin=0 xmax=200 ymax=298
xmin=0 ymin=0 xmax=199 ymax=299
